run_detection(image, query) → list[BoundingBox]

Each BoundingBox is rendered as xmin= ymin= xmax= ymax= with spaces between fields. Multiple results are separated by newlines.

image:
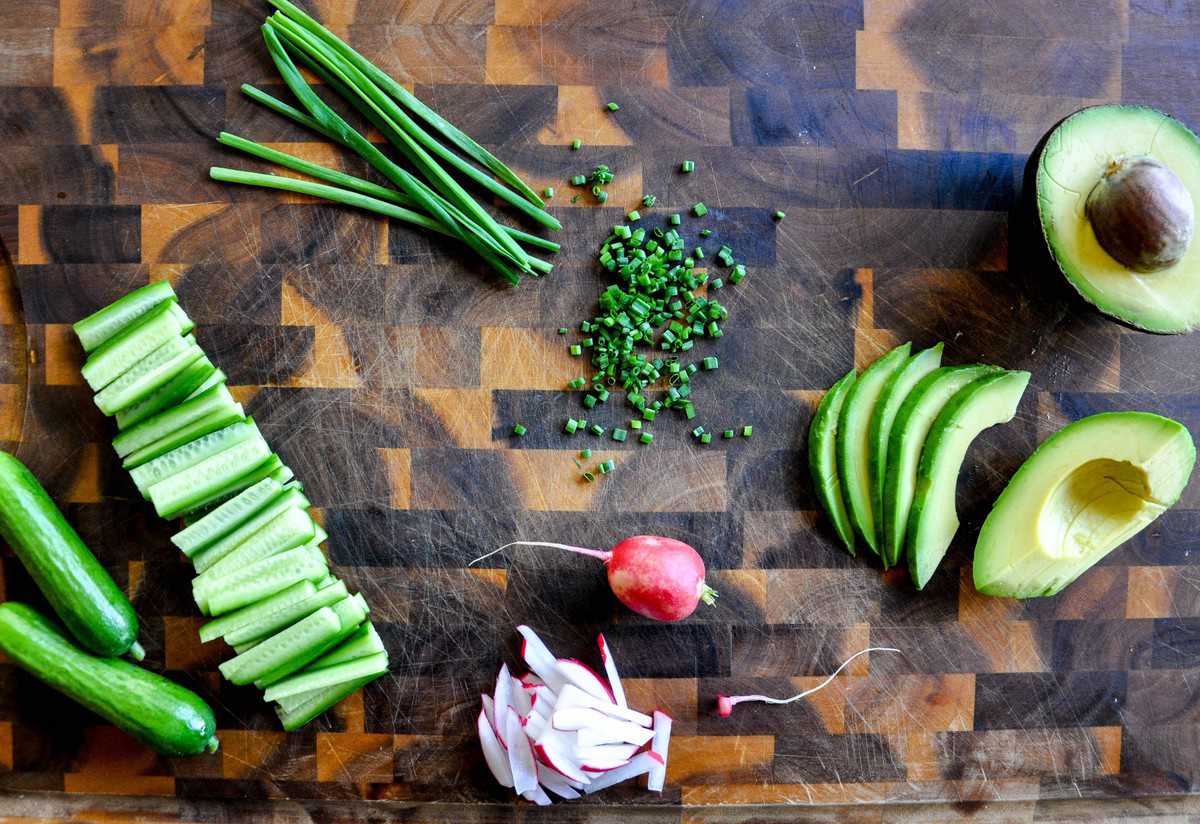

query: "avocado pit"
xmin=1085 ymin=154 xmax=1195 ymax=273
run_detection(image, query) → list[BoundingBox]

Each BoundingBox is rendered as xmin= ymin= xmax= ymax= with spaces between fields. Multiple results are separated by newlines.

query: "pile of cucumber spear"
xmin=210 ymin=0 xmax=559 ymax=285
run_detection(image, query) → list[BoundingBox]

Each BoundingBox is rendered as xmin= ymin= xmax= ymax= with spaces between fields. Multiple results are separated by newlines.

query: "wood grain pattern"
xmin=2 ymin=0 xmax=1200 ymax=819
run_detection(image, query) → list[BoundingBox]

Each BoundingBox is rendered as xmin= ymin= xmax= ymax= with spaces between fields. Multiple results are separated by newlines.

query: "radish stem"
xmin=470 ymin=541 xmax=613 ymax=566
xmin=699 ymin=584 xmax=719 ymax=606
xmin=716 ymin=647 xmax=901 ymax=717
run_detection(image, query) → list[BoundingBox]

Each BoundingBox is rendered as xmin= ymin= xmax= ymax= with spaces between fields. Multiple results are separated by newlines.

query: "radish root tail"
xmin=716 ymin=646 xmax=901 ymax=717
xmin=469 ymin=540 xmax=613 ymax=566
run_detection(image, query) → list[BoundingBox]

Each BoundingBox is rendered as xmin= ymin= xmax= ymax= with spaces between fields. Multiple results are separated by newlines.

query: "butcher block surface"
xmin=3 ymin=0 xmax=1200 ymax=819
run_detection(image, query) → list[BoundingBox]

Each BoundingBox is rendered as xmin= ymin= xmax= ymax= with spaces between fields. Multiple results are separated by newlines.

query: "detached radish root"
xmin=716 ymin=647 xmax=902 ymax=717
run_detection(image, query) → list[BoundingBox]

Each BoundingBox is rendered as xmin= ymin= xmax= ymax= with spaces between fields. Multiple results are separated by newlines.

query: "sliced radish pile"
xmin=478 ymin=625 xmax=670 ymax=804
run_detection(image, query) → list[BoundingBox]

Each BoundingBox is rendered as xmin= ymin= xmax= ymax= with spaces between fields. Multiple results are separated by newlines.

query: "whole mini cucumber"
xmin=0 ymin=602 xmax=218 ymax=756
xmin=0 ymin=451 xmax=143 ymax=659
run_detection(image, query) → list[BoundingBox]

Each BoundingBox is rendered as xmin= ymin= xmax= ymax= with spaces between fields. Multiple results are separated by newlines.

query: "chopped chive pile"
xmin=512 ymin=423 xmax=527 ymax=436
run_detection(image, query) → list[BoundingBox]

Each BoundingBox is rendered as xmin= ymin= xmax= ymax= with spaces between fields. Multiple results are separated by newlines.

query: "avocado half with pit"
xmin=1036 ymin=104 xmax=1200 ymax=333
xmin=974 ymin=412 xmax=1195 ymax=598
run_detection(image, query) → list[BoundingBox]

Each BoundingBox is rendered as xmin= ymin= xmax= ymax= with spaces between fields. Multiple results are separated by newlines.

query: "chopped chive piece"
xmin=627 ymin=210 xmax=641 ymax=222
xmin=629 ymin=419 xmax=642 ymax=430
xmin=702 ymin=356 xmax=719 ymax=370
xmin=692 ymin=202 xmax=708 ymax=217
xmin=580 ymin=448 xmax=592 ymax=459
xmin=571 ymin=194 xmax=580 ymax=203
xmin=573 ymin=457 xmax=582 ymax=468
xmin=582 ymin=337 xmax=594 ymax=347
xmin=582 ymin=471 xmax=595 ymax=482
xmin=643 ymin=408 xmax=657 ymax=421
xmin=642 ymin=194 xmax=656 ymax=207
xmin=543 ymin=187 xmax=555 ymax=199
xmin=570 ymin=344 xmax=582 ymax=357
xmin=700 ymin=433 xmax=712 ymax=444
xmin=567 ymin=377 xmax=584 ymax=389
xmin=723 ymin=429 xmax=735 ymax=439
xmin=730 ymin=264 xmax=746 ymax=284
xmin=612 ymin=428 xmax=627 ymax=442
xmin=590 ymin=424 xmax=605 ymax=436
xmin=773 ymin=210 xmax=786 ymax=221
xmin=583 ymin=394 xmax=597 ymax=409
xmin=680 ymin=160 xmax=694 ymax=173
xmin=596 ymin=191 xmax=608 ymax=203
xmin=512 ymin=424 xmax=527 ymax=436
xmin=694 ymin=247 xmax=705 ymax=259
xmin=566 ymin=419 xmax=579 ymax=434
xmin=700 ymin=228 xmax=712 ymax=237
xmin=606 ymin=102 xmax=620 ymax=112
xmin=571 ymin=139 xmax=582 ymax=150
xmin=571 ymin=174 xmax=587 ymax=186
xmin=599 ymin=459 xmax=616 ymax=473
xmin=692 ymin=426 xmax=705 ymax=438
xmin=742 ymin=425 xmax=753 ymax=437
xmin=670 ymin=213 xmax=682 ymax=226
xmin=710 ymin=278 xmax=724 ymax=289
xmin=639 ymin=432 xmax=654 ymax=444
xmin=558 ymin=327 xmax=569 ymax=334
xmin=684 ymin=402 xmax=696 ymax=419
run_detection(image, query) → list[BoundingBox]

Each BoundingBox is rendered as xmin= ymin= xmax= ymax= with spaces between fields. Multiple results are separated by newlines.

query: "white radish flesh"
xmin=551 ymin=706 xmax=616 ymax=732
xmin=505 ymin=709 xmax=538 ymax=795
xmin=556 ymin=684 xmax=653 ymax=727
xmin=481 ymin=694 xmax=498 ymax=737
xmin=493 ymin=664 xmax=513 ymax=740
xmin=576 ymin=719 xmax=655 ymax=748
xmin=510 ymin=676 xmax=532 ymax=716
xmin=536 ymin=763 xmax=582 ymax=799
xmin=597 ymin=633 xmax=628 ymax=709
xmin=574 ymin=742 xmax=639 ymax=764
xmin=583 ymin=752 xmax=662 ymax=794
xmin=558 ymin=658 xmax=615 ymax=703
xmin=533 ymin=734 xmax=590 ymax=784
xmin=523 ymin=712 xmax=547 ymax=739
xmin=477 ymin=707 xmax=514 ymax=788
xmin=647 ymin=711 xmax=672 ymax=792
xmin=517 ymin=625 xmax=568 ymax=693
xmin=519 ymin=672 xmax=544 ymax=687
xmin=522 ymin=785 xmax=553 ymax=805
xmin=530 ymin=695 xmax=552 ymax=721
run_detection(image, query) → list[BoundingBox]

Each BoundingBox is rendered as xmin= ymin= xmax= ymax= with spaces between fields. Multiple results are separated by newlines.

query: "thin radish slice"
xmin=647 ymin=711 xmax=672 ymax=792
xmin=530 ymin=694 xmax=552 ymax=721
xmin=519 ymin=672 xmax=545 ymax=687
xmin=557 ymin=684 xmax=653 ymax=727
xmin=574 ymin=742 xmax=639 ymax=764
xmin=505 ymin=709 xmax=538 ymax=795
xmin=533 ymin=740 xmax=590 ymax=784
xmin=576 ymin=719 xmax=655 ymax=748
xmin=478 ymin=706 xmax=514 ymax=788
xmin=522 ymin=785 xmax=552 ymax=805
xmin=523 ymin=712 xmax=548 ymax=740
xmin=597 ymin=633 xmax=628 ymax=709
xmin=715 ymin=647 xmax=900 ymax=717
xmin=511 ymin=676 xmax=532 ymax=716
xmin=516 ymin=625 xmax=568 ymax=693
xmin=493 ymin=664 xmax=513 ymax=739
xmin=551 ymin=706 xmax=614 ymax=731
xmin=558 ymin=658 xmax=616 ymax=703
xmin=536 ymin=763 xmax=581 ymax=799
xmin=481 ymin=694 xmax=498 ymax=736
xmin=583 ymin=752 xmax=662 ymax=794
xmin=581 ymin=758 xmax=631 ymax=772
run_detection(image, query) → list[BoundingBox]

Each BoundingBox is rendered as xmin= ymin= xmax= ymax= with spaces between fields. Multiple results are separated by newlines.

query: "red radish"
xmin=597 ymin=634 xmax=628 ymax=709
xmin=477 ymin=702 xmax=514 ymax=788
xmin=476 ymin=537 xmax=718 ymax=622
xmin=716 ymin=647 xmax=900 ymax=717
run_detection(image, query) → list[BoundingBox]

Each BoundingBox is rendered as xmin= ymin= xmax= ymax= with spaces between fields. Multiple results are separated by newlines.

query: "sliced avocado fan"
xmin=836 ymin=343 xmax=911 ymax=555
xmin=808 ymin=369 xmax=857 ymax=555
xmin=974 ymin=411 xmax=1195 ymax=598
xmin=1037 ymin=104 xmax=1200 ymax=333
xmin=907 ymin=370 xmax=1031 ymax=589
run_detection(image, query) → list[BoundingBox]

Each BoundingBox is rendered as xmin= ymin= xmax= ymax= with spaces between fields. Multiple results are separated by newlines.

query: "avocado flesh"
xmin=881 ymin=364 xmax=999 ymax=569
xmin=836 ymin=343 xmax=911 ymax=554
xmin=974 ymin=412 xmax=1195 ymax=598
xmin=1037 ymin=104 xmax=1200 ymax=333
xmin=868 ymin=343 xmax=943 ymax=566
xmin=808 ymin=369 xmax=857 ymax=555
xmin=907 ymin=370 xmax=1031 ymax=590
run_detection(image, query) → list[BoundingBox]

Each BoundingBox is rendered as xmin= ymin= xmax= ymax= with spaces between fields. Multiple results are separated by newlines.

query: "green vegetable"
xmin=639 ymin=432 xmax=654 ymax=444
xmin=627 ymin=210 xmax=641 ymax=222
xmin=571 ymin=175 xmax=587 ymax=186
xmin=0 ymin=603 xmax=218 ymax=756
xmin=572 ymin=139 xmax=582 ymax=150
xmin=191 ymin=487 xmax=310 ymax=573
xmin=93 ymin=337 xmax=202 ymax=416
xmin=115 ymin=383 xmax=240 ymax=462
xmin=580 ymin=448 xmax=592 ymax=459
xmin=642 ymin=195 xmax=656 ymax=207
xmin=0 ymin=452 xmax=143 ymax=659
xmin=773 ymin=210 xmax=786 ymax=221
xmin=590 ymin=424 xmax=605 ymax=436
xmin=742 ymin=425 xmax=753 ymax=437
xmin=81 ymin=302 xmax=184 ymax=392
xmin=73 ymin=281 xmax=177 ymax=353
xmin=115 ymin=361 xmax=218 ymax=430
xmin=723 ymin=429 xmax=734 ymax=439
xmin=612 ymin=428 xmax=627 ymax=442
xmin=599 ymin=459 xmax=615 ymax=474
xmin=149 ymin=436 xmax=273 ymax=519
xmin=680 ymin=160 xmax=694 ymax=173
xmin=172 ymin=477 xmax=283 ymax=557
xmin=512 ymin=424 xmax=527 ymax=436
xmin=606 ymin=102 xmax=620 ymax=112
xmin=692 ymin=202 xmax=708 ymax=217
xmin=543 ymin=187 xmax=554 ymax=199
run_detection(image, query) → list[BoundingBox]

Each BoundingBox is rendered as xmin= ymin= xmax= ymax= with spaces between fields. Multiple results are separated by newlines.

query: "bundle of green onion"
xmin=209 ymin=0 xmax=559 ymax=285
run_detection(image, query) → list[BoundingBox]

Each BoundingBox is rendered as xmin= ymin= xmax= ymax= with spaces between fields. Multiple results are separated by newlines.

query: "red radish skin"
xmin=475 ymin=537 xmax=718 ymax=622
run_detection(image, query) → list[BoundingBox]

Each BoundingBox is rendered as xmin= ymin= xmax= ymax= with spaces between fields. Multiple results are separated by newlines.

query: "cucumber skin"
xmin=0 ymin=452 xmax=140 ymax=658
xmin=0 ymin=602 xmax=217 ymax=757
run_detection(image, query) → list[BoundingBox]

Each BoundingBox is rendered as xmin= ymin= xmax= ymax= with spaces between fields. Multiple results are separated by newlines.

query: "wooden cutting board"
xmin=2 ymin=0 xmax=1200 ymax=815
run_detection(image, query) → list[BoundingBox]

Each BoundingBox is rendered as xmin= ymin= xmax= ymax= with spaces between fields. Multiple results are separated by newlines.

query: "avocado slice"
xmin=836 ymin=343 xmax=911 ymax=554
xmin=907 ymin=370 xmax=1031 ymax=589
xmin=1036 ymin=104 xmax=1200 ymax=333
xmin=880 ymin=364 xmax=1000 ymax=569
xmin=867 ymin=343 xmax=943 ymax=566
xmin=808 ymin=369 xmax=857 ymax=555
xmin=974 ymin=412 xmax=1195 ymax=598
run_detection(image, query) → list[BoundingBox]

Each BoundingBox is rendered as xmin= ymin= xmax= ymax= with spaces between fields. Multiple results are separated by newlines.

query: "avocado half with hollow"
xmin=1036 ymin=104 xmax=1200 ymax=333
xmin=974 ymin=412 xmax=1195 ymax=599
